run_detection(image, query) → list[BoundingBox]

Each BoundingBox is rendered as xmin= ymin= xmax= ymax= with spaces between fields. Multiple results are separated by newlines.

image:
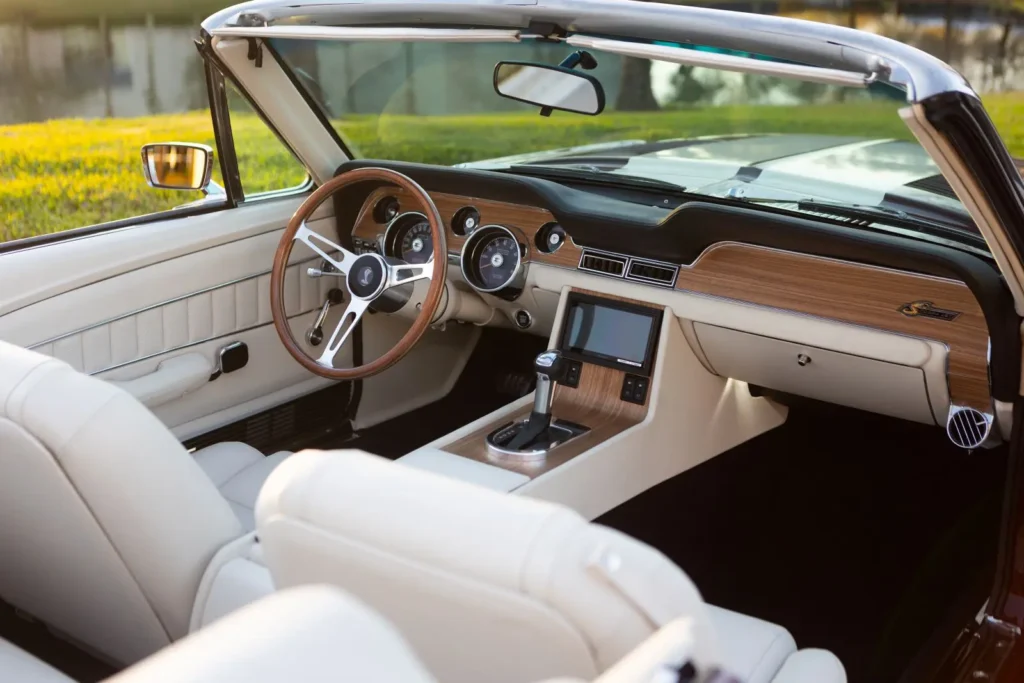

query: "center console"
xmin=427 ymin=290 xmax=665 ymax=479
xmin=396 ymin=285 xmax=788 ymax=518
xmin=484 ymin=293 xmax=663 ymax=463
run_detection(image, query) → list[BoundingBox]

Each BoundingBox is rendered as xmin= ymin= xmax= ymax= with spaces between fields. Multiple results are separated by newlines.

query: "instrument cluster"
xmin=377 ymin=196 xmax=527 ymax=301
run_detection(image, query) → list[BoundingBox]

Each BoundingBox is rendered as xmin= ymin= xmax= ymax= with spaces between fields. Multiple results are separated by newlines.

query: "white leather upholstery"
xmin=398 ymin=447 xmax=530 ymax=492
xmin=706 ymin=606 xmax=796 ymax=683
xmin=108 ymin=585 xmax=437 ymax=683
xmin=257 ymin=449 xmax=846 ymax=683
xmin=0 ymin=639 xmax=74 ymax=683
xmin=194 ymin=443 xmax=291 ymax=531
xmin=257 ymin=449 xmax=720 ymax=683
xmin=0 ymin=341 xmax=288 ymax=664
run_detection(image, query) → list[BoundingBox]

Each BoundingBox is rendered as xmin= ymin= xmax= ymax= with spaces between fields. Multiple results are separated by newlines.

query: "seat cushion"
xmin=707 ymin=606 xmax=797 ymax=683
xmin=0 ymin=638 xmax=74 ymax=683
xmin=194 ymin=443 xmax=291 ymax=531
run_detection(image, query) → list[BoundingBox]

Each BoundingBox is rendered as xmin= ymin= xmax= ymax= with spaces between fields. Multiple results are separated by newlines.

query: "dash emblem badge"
xmin=898 ymin=301 xmax=961 ymax=322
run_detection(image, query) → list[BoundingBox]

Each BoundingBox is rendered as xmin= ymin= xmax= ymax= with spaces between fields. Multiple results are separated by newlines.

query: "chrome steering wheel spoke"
xmin=316 ymin=297 xmax=369 ymax=368
xmin=294 ymin=222 xmax=358 ymax=275
xmin=386 ymin=260 xmax=434 ymax=288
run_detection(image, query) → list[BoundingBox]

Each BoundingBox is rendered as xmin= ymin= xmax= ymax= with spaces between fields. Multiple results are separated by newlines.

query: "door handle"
xmin=107 ymin=352 xmax=213 ymax=408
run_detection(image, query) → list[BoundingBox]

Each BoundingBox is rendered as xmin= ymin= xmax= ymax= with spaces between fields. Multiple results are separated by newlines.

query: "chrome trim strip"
xmin=28 ymin=254 xmax=326 ymax=349
xmin=211 ymin=26 xmax=523 ymax=42
xmin=567 ymin=35 xmax=874 ymax=88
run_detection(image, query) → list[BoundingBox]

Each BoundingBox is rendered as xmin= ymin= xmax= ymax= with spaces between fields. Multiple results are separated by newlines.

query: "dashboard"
xmin=335 ymin=160 xmax=1019 ymax=437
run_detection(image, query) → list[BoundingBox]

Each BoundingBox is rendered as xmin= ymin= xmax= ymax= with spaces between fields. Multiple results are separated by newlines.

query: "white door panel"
xmin=0 ymin=197 xmax=322 ymax=318
xmin=0 ymin=196 xmax=482 ymax=441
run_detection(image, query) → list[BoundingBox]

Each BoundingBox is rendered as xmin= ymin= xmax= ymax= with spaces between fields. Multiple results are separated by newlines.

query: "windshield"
xmin=271 ymin=37 xmax=976 ymax=242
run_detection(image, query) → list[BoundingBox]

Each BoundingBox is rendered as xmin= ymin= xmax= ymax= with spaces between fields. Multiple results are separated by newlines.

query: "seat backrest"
xmin=0 ymin=341 xmax=243 ymax=664
xmin=256 ymin=449 xmax=719 ymax=683
xmin=106 ymin=585 xmax=438 ymax=683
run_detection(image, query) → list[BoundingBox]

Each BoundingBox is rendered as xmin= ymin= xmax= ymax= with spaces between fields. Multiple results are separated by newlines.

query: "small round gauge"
xmin=399 ymin=220 xmax=433 ymax=264
xmin=461 ymin=225 xmax=525 ymax=300
xmin=383 ymin=212 xmax=434 ymax=265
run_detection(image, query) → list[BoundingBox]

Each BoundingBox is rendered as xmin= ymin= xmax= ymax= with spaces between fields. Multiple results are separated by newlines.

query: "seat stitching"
xmin=746 ymin=631 xmax=791 ymax=681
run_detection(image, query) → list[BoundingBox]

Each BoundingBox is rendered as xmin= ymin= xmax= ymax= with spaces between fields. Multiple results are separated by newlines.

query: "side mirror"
xmin=493 ymin=61 xmax=605 ymax=116
xmin=141 ymin=143 xmax=215 ymax=192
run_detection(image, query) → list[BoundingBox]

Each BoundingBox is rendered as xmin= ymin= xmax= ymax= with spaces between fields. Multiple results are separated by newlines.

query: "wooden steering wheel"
xmin=270 ymin=168 xmax=448 ymax=379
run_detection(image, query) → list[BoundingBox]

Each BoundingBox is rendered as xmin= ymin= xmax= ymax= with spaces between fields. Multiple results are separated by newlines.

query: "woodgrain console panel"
xmin=446 ymin=291 xmax=657 ymax=479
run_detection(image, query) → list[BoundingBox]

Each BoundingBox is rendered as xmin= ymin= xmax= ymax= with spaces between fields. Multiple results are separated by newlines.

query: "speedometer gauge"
xmin=400 ymin=220 xmax=433 ymax=264
xmin=461 ymin=225 xmax=525 ymax=301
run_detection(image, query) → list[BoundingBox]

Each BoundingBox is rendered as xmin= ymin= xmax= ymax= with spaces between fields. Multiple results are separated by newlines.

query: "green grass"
xmin=2 ymin=96 xmax=1023 ymax=243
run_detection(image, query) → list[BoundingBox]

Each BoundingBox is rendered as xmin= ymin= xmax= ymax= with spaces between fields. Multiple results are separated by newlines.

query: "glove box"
xmin=692 ymin=322 xmax=940 ymax=424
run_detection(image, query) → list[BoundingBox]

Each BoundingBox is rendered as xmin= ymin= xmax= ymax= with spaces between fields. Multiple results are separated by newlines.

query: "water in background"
xmin=0 ymin=2 xmax=1022 ymax=125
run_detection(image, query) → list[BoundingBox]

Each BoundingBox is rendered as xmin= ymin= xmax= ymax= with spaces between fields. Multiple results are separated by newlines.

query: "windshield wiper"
xmin=725 ymin=195 xmax=986 ymax=248
xmin=501 ymin=163 xmax=689 ymax=197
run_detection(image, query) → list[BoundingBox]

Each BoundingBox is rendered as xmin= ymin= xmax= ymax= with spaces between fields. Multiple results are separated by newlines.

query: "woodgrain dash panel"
xmin=674 ymin=243 xmax=991 ymax=411
xmin=352 ymin=187 xmax=582 ymax=268
xmin=446 ymin=290 xmax=656 ymax=479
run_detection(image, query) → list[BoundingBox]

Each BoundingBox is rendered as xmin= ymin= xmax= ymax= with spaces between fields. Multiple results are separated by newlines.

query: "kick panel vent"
xmin=579 ymin=251 xmax=627 ymax=277
xmin=627 ymin=259 xmax=678 ymax=287
xmin=946 ymin=406 xmax=993 ymax=450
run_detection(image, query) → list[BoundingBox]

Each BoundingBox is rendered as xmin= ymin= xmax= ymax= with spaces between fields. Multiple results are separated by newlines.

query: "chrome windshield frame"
xmin=204 ymin=0 xmax=969 ymax=103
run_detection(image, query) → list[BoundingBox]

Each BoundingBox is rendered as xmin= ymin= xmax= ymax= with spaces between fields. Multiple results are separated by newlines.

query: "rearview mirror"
xmin=493 ymin=61 xmax=605 ymax=116
xmin=141 ymin=143 xmax=214 ymax=192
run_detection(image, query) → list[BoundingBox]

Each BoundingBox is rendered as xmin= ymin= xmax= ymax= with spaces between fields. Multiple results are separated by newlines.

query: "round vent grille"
xmin=946 ymin=407 xmax=992 ymax=450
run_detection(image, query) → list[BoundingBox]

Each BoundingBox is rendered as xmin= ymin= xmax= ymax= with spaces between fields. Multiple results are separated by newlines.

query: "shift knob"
xmin=532 ymin=351 xmax=566 ymax=417
xmin=534 ymin=350 xmax=568 ymax=383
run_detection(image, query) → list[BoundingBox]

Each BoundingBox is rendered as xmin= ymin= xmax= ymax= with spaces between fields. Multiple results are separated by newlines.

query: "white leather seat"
xmin=193 ymin=443 xmax=292 ymax=531
xmin=108 ymin=585 xmax=437 ymax=683
xmin=256 ymin=450 xmax=846 ymax=683
xmin=0 ymin=639 xmax=74 ymax=683
xmin=0 ymin=341 xmax=290 ymax=665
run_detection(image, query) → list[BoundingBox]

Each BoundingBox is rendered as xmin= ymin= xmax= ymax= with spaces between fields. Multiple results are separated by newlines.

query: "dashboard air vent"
xmin=579 ymin=251 xmax=627 ymax=277
xmin=627 ymin=259 xmax=678 ymax=287
xmin=946 ymin=406 xmax=993 ymax=450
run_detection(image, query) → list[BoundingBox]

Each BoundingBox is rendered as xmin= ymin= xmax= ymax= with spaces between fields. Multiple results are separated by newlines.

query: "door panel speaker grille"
xmin=946 ymin=406 xmax=993 ymax=450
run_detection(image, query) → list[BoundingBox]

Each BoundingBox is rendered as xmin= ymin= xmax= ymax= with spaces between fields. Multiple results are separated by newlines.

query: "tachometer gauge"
xmin=461 ymin=225 xmax=525 ymax=301
xmin=400 ymin=220 xmax=433 ymax=264
xmin=383 ymin=212 xmax=434 ymax=265
xmin=476 ymin=235 xmax=518 ymax=290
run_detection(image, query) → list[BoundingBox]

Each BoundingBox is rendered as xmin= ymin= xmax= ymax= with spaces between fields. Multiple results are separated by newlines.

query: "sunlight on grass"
xmin=2 ymin=96 xmax=1023 ymax=243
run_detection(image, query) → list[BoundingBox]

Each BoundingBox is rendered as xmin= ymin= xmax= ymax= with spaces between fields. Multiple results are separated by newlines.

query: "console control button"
xmin=513 ymin=309 xmax=533 ymax=329
xmin=621 ymin=373 xmax=649 ymax=404
xmin=563 ymin=360 xmax=582 ymax=388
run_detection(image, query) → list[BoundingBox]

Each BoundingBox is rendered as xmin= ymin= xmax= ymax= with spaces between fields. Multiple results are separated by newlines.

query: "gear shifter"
xmin=505 ymin=351 xmax=569 ymax=451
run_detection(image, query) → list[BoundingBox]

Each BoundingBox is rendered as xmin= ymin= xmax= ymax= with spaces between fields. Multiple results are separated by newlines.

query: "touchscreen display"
xmin=564 ymin=301 xmax=654 ymax=366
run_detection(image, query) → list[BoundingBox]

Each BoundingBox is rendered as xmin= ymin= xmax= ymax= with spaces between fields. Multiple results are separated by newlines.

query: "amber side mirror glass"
xmin=141 ymin=143 xmax=214 ymax=192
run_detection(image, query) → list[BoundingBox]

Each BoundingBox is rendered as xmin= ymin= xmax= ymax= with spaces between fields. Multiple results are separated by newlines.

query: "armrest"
xmin=107 ymin=586 xmax=436 ymax=683
xmin=108 ymin=352 xmax=212 ymax=408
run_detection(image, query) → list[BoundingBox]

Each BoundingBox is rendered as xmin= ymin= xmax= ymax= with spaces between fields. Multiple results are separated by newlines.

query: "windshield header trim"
xmin=567 ymin=35 xmax=875 ymax=90
xmin=210 ymin=26 xmax=523 ymax=42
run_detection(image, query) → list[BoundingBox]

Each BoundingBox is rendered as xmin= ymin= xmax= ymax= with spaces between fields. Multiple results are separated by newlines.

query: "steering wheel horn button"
xmin=347 ymin=254 xmax=387 ymax=300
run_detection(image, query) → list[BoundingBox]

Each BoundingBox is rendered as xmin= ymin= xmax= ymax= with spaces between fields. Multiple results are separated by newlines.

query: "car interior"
xmin=1 ymin=12 xmax=1020 ymax=683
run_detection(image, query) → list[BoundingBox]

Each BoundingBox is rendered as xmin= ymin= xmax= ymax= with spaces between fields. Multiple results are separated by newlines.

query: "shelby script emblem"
xmin=898 ymin=300 xmax=961 ymax=322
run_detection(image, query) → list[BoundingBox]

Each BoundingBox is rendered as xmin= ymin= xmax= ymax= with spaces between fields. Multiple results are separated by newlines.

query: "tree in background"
xmin=615 ymin=56 xmax=660 ymax=110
